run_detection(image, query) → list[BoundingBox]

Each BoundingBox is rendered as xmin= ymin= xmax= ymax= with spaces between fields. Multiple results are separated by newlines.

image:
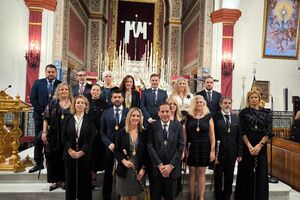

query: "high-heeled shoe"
xmin=49 ymin=183 xmax=59 ymax=191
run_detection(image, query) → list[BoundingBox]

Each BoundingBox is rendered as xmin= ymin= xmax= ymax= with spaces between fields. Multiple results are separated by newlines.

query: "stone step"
xmin=0 ymin=180 xmax=292 ymax=200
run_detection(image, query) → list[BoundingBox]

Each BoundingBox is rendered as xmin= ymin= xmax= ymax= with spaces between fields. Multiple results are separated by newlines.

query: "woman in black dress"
xmin=87 ymin=84 xmax=108 ymax=188
xmin=291 ymin=111 xmax=300 ymax=142
xmin=114 ymin=107 xmax=146 ymax=199
xmin=41 ymin=83 xmax=73 ymax=191
xmin=62 ymin=95 xmax=96 ymax=200
xmin=186 ymin=95 xmax=215 ymax=200
xmin=119 ymin=75 xmax=140 ymax=109
xmin=235 ymin=89 xmax=273 ymax=200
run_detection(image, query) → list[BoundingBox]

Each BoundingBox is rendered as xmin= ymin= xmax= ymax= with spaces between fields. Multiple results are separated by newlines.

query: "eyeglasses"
xmin=78 ymin=74 xmax=86 ymax=77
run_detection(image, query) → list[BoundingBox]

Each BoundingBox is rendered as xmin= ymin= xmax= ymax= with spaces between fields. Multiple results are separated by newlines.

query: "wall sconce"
xmin=25 ymin=40 xmax=40 ymax=69
xmin=222 ymin=51 xmax=235 ymax=70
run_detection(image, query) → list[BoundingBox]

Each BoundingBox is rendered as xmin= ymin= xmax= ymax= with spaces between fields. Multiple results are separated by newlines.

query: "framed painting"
xmin=262 ymin=0 xmax=300 ymax=59
xmin=255 ymin=80 xmax=270 ymax=103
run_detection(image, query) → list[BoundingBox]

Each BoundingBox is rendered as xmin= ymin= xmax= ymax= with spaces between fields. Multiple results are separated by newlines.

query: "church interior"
xmin=0 ymin=0 xmax=300 ymax=199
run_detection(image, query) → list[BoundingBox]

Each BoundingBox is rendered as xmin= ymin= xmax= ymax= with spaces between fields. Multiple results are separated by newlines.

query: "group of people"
xmin=29 ymin=64 xmax=273 ymax=200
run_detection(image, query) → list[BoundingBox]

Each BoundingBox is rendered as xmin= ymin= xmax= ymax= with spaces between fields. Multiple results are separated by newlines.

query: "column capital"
xmin=210 ymin=8 xmax=241 ymax=25
xmin=24 ymin=0 xmax=57 ymax=12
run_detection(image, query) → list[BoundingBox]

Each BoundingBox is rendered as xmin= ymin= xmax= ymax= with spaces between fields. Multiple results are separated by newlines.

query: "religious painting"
xmin=117 ymin=1 xmax=154 ymax=60
xmin=262 ymin=0 xmax=300 ymax=59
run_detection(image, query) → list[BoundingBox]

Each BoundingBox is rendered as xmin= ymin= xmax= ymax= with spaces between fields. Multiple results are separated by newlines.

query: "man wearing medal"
xmin=100 ymin=89 xmax=128 ymax=200
xmin=29 ymin=64 xmax=61 ymax=173
xmin=212 ymin=97 xmax=243 ymax=200
xmin=147 ymin=103 xmax=184 ymax=200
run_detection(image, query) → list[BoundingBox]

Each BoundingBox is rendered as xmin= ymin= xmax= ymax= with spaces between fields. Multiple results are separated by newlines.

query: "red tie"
xmin=79 ymin=85 xmax=84 ymax=95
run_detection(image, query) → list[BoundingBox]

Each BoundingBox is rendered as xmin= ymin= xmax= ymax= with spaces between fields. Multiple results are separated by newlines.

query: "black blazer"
xmin=30 ymin=78 xmax=61 ymax=119
xmin=213 ymin=111 xmax=243 ymax=160
xmin=100 ymin=106 xmax=129 ymax=148
xmin=196 ymin=90 xmax=221 ymax=116
xmin=141 ymin=88 xmax=168 ymax=121
xmin=61 ymin=114 xmax=96 ymax=162
xmin=114 ymin=128 xmax=147 ymax=178
xmin=147 ymin=120 xmax=184 ymax=179
xmin=72 ymin=83 xmax=92 ymax=97
xmin=122 ymin=90 xmax=140 ymax=108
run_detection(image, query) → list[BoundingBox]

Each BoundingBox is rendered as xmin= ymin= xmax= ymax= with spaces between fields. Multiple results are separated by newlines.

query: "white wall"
xmin=233 ymin=0 xmax=300 ymax=111
xmin=0 ymin=1 xmax=55 ymax=101
xmin=0 ymin=0 xmax=29 ymax=100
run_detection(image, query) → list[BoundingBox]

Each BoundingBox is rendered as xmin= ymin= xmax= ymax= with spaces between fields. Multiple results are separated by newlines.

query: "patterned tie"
xmin=224 ymin=115 xmax=230 ymax=129
xmin=47 ymin=80 xmax=53 ymax=99
xmin=79 ymin=85 xmax=84 ymax=95
xmin=207 ymin=91 xmax=212 ymax=103
xmin=152 ymin=88 xmax=158 ymax=102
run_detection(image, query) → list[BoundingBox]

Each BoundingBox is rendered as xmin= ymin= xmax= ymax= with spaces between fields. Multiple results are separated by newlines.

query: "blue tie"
xmin=115 ymin=108 xmax=120 ymax=125
xmin=48 ymin=80 xmax=53 ymax=99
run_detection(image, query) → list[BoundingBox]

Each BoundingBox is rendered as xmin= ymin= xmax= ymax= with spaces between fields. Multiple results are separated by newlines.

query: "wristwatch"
xmin=260 ymin=141 xmax=265 ymax=146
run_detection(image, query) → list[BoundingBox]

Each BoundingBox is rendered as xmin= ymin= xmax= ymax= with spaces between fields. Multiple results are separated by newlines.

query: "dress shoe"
xmin=49 ymin=183 xmax=59 ymax=191
xmin=28 ymin=164 xmax=44 ymax=173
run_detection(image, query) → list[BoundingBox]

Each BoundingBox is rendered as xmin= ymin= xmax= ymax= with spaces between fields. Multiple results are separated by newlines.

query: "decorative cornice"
xmin=210 ymin=8 xmax=241 ymax=25
xmin=78 ymin=0 xmax=107 ymax=23
xmin=164 ymin=18 xmax=181 ymax=27
xmin=24 ymin=0 xmax=57 ymax=11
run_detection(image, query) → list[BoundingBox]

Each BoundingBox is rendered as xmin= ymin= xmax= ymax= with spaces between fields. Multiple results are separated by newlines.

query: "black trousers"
xmin=65 ymin=159 xmax=92 ymax=200
xmin=102 ymin=149 xmax=114 ymax=200
xmin=214 ymin=157 xmax=236 ymax=200
xmin=150 ymin=174 xmax=178 ymax=200
xmin=45 ymin=149 xmax=65 ymax=183
xmin=33 ymin=117 xmax=44 ymax=165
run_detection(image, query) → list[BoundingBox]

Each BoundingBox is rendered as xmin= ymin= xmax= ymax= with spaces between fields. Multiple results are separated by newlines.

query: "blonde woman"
xmin=41 ymin=83 xmax=73 ymax=191
xmin=186 ymin=95 xmax=215 ymax=200
xmin=62 ymin=95 xmax=96 ymax=200
xmin=171 ymin=77 xmax=193 ymax=113
xmin=114 ymin=107 xmax=147 ymax=200
xmin=100 ymin=71 xmax=119 ymax=107
xmin=235 ymin=89 xmax=272 ymax=200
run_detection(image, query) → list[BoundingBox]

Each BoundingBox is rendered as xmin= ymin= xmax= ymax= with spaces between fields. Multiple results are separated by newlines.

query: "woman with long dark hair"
xmin=119 ymin=75 xmax=140 ymax=109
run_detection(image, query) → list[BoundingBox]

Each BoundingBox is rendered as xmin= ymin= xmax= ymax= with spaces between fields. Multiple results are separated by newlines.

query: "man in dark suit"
xmin=72 ymin=69 xmax=92 ymax=97
xmin=141 ymin=73 xmax=168 ymax=126
xmin=29 ymin=64 xmax=61 ymax=173
xmin=213 ymin=97 xmax=243 ymax=200
xmin=100 ymin=90 xmax=128 ymax=200
xmin=147 ymin=103 xmax=184 ymax=200
xmin=196 ymin=76 xmax=221 ymax=116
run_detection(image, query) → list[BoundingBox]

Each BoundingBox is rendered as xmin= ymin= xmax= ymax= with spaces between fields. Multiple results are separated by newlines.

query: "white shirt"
xmin=161 ymin=120 xmax=171 ymax=137
xmin=172 ymin=94 xmax=193 ymax=110
xmin=221 ymin=111 xmax=231 ymax=124
xmin=74 ymin=113 xmax=84 ymax=138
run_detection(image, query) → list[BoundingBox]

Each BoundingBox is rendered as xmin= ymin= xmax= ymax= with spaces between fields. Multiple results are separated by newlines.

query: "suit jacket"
xmin=114 ymin=128 xmax=147 ymax=178
xmin=100 ymin=106 xmax=129 ymax=148
xmin=72 ymin=83 xmax=92 ymax=97
xmin=141 ymin=88 xmax=168 ymax=121
xmin=147 ymin=120 xmax=184 ymax=179
xmin=29 ymin=78 xmax=61 ymax=119
xmin=196 ymin=90 xmax=221 ymax=116
xmin=61 ymin=114 xmax=96 ymax=162
xmin=213 ymin=111 xmax=243 ymax=161
xmin=122 ymin=90 xmax=140 ymax=108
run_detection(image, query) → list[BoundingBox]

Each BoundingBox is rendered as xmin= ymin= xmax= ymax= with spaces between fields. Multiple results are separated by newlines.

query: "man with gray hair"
xmin=72 ymin=69 xmax=92 ymax=97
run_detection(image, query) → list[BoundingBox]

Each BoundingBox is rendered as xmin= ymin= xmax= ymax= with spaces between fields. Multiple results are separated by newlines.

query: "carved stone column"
xmin=165 ymin=0 xmax=182 ymax=75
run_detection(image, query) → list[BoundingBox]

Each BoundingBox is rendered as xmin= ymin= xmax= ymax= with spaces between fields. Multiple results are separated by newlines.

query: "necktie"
xmin=47 ymin=80 xmax=53 ymax=99
xmin=79 ymin=85 xmax=84 ymax=95
xmin=207 ymin=91 xmax=212 ymax=103
xmin=224 ymin=115 xmax=230 ymax=129
xmin=163 ymin=123 xmax=168 ymax=141
xmin=152 ymin=89 xmax=157 ymax=102
xmin=115 ymin=108 xmax=120 ymax=125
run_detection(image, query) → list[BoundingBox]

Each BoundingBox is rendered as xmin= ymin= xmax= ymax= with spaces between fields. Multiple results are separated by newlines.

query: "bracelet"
xmin=42 ymin=131 xmax=47 ymax=134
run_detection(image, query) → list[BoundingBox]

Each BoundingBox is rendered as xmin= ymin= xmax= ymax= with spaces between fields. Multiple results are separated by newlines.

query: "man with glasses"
xmin=72 ymin=69 xmax=92 ymax=97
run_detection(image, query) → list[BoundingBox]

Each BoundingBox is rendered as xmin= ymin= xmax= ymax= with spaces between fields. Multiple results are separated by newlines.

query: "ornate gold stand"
xmin=0 ymin=91 xmax=32 ymax=172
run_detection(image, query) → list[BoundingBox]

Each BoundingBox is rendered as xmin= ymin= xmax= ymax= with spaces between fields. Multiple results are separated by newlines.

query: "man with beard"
xmin=213 ymin=97 xmax=243 ymax=200
xmin=196 ymin=76 xmax=221 ymax=116
xmin=29 ymin=64 xmax=61 ymax=173
xmin=100 ymin=89 xmax=128 ymax=200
